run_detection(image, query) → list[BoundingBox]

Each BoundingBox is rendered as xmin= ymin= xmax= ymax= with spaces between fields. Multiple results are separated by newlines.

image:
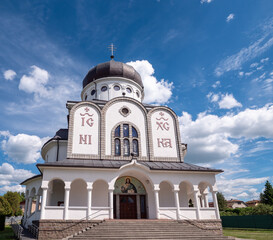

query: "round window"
xmin=122 ymin=108 xmax=129 ymax=115
xmin=126 ymin=87 xmax=132 ymax=93
xmin=91 ymin=89 xmax=96 ymax=96
xmin=101 ymin=86 xmax=108 ymax=92
xmin=114 ymin=85 xmax=120 ymax=91
xmin=136 ymin=91 xmax=140 ymax=98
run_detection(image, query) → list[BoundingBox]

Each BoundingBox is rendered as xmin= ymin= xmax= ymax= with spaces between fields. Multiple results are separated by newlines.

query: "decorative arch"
xmin=92 ymin=179 xmax=109 ymax=207
xmin=159 ymin=181 xmax=175 ymax=207
xmin=147 ymin=106 xmax=183 ymax=161
xmin=67 ymin=101 xmax=101 ymax=159
xmin=69 ymin=178 xmax=87 ymax=206
xmin=179 ymin=181 xmax=194 ymax=207
xmin=47 ymin=179 xmax=65 ymax=206
xmin=101 ymin=97 xmax=149 ymax=161
xmin=198 ymin=181 xmax=213 ymax=208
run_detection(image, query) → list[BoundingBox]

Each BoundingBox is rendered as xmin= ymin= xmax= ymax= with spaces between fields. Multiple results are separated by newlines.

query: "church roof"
xmin=37 ymin=159 xmax=223 ymax=173
xmin=82 ymin=60 xmax=143 ymax=89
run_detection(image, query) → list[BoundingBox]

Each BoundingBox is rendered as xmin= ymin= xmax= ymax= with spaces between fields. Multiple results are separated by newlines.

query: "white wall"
xmin=81 ymin=77 xmax=143 ymax=102
xmin=105 ymin=100 xmax=147 ymax=157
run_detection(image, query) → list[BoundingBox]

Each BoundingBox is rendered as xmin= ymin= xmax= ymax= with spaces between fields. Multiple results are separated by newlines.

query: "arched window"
xmin=123 ymin=139 xmax=130 ymax=156
xmin=115 ymin=139 xmax=121 ymax=156
xmin=113 ymin=124 xmax=140 ymax=157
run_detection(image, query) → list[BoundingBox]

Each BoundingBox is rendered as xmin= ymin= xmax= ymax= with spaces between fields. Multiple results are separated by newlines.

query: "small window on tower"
xmin=115 ymin=125 xmax=121 ymax=137
xmin=114 ymin=85 xmax=120 ymax=91
xmin=91 ymin=89 xmax=96 ymax=96
xmin=126 ymin=87 xmax=132 ymax=93
xmin=101 ymin=86 xmax=107 ymax=92
xmin=136 ymin=91 xmax=140 ymax=98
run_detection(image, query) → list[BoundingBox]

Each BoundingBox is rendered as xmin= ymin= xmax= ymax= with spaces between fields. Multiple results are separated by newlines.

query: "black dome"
xmin=82 ymin=60 xmax=143 ymax=89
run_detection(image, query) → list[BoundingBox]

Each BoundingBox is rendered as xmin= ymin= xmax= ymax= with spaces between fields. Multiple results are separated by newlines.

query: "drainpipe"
xmin=56 ymin=136 xmax=61 ymax=162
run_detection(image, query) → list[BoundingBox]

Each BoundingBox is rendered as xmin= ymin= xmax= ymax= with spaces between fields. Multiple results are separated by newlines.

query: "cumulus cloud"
xmin=127 ymin=60 xmax=173 ymax=104
xmin=0 ymin=162 xmax=34 ymax=194
xmin=0 ymin=132 xmax=49 ymax=164
xmin=18 ymin=65 xmax=81 ymax=103
xmin=217 ymin=175 xmax=268 ymax=200
xmin=201 ymin=0 xmax=213 ymax=3
xmin=218 ymin=93 xmax=242 ymax=109
xmin=207 ymin=92 xmax=242 ymax=109
xmin=19 ymin=65 xmax=50 ymax=96
xmin=3 ymin=69 xmax=16 ymax=80
xmin=179 ymin=104 xmax=273 ymax=163
xmin=226 ymin=13 xmax=235 ymax=22
xmin=215 ymin=18 xmax=273 ymax=76
xmin=212 ymin=81 xmax=220 ymax=88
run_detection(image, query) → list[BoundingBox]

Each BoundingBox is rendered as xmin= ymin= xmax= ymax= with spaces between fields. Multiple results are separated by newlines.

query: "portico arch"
xmin=159 ymin=181 xmax=175 ymax=207
xmin=69 ymin=179 xmax=87 ymax=206
xmin=113 ymin=176 xmax=147 ymax=219
xmin=47 ymin=179 xmax=65 ymax=206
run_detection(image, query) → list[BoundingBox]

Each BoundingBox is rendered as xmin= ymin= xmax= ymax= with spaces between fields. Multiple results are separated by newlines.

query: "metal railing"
xmin=10 ymin=217 xmax=23 ymax=240
xmin=28 ymin=224 xmax=39 ymax=239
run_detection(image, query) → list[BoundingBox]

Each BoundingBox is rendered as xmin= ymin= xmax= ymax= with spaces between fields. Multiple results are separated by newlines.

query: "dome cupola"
xmin=81 ymin=60 xmax=144 ymax=102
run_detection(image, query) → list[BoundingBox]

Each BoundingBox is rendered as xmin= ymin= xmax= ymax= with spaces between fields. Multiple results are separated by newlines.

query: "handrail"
xmin=28 ymin=224 xmax=39 ymax=239
xmin=11 ymin=217 xmax=23 ymax=240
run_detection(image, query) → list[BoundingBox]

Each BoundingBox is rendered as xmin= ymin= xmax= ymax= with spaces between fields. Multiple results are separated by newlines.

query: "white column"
xmin=154 ymin=185 xmax=160 ymax=219
xmin=40 ymin=188 xmax=48 ymax=219
xmin=87 ymin=187 xmax=92 ymax=219
xmin=109 ymin=189 xmax=114 ymax=219
xmin=212 ymin=191 xmax=220 ymax=219
xmin=24 ymin=197 xmax=29 ymax=218
xmin=64 ymin=187 xmax=70 ymax=220
xmin=174 ymin=190 xmax=180 ymax=220
xmin=35 ymin=195 xmax=40 ymax=212
xmin=193 ymin=188 xmax=201 ymax=220
xmin=27 ymin=197 xmax=32 ymax=216
xmin=203 ymin=194 xmax=209 ymax=208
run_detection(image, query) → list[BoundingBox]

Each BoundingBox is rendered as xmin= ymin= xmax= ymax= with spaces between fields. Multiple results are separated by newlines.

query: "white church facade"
xmin=21 ymin=59 xmax=222 ymax=238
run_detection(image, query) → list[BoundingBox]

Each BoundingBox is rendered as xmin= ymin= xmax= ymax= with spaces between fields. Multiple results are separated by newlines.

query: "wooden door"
xmin=119 ymin=195 xmax=137 ymax=219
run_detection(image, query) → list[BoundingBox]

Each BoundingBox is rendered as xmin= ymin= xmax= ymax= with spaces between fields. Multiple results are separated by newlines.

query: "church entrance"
xmin=113 ymin=176 xmax=147 ymax=219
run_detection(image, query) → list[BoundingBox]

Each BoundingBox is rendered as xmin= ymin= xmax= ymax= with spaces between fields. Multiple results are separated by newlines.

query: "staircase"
xmin=68 ymin=220 xmax=234 ymax=240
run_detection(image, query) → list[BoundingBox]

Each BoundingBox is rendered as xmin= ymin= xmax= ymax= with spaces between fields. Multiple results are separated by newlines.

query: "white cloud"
xmin=0 ymin=132 xmax=49 ymax=164
xmin=250 ymin=62 xmax=258 ymax=68
xmin=3 ymin=69 xmax=16 ymax=81
xmin=239 ymin=72 xmax=244 ymax=76
xmin=127 ymin=60 xmax=173 ymax=104
xmin=207 ymin=92 xmax=242 ymax=109
xmin=179 ymin=104 xmax=273 ymax=163
xmin=207 ymin=92 xmax=219 ymax=102
xmin=0 ymin=162 xmax=34 ymax=194
xmin=19 ymin=65 xmax=50 ymax=96
xmin=201 ymin=0 xmax=213 ymax=3
xmin=217 ymin=175 xmax=268 ymax=200
xmin=260 ymin=57 xmax=269 ymax=63
xmin=212 ymin=81 xmax=220 ymax=88
xmin=218 ymin=93 xmax=242 ymax=109
xmin=226 ymin=13 xmax=235 ymax=23
xmin=215 ymin=18 xmax=273 ymax=76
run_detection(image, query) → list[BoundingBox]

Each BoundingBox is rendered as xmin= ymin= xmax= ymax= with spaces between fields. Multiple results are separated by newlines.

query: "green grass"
xmin=223 ymin=228 xmax=273 ymax=240
xmin=0 ymin=225 xmax=15 ymax=240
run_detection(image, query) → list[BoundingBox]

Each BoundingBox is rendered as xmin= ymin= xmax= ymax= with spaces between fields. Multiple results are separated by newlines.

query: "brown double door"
xmin=119 ymin=195 xmax=137 ymax=219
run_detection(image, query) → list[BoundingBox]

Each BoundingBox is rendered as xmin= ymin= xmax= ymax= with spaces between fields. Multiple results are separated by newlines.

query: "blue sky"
xmin=0 ymin=0 xmax=273 ymax=201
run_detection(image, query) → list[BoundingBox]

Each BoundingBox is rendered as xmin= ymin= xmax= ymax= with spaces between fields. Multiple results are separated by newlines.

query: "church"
xmin=21 ymin=55 xmax=223 ymax=239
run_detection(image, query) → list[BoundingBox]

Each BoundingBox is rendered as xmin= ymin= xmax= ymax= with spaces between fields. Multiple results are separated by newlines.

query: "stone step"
xmin=69 ymin=220 xmax=234 ymax=240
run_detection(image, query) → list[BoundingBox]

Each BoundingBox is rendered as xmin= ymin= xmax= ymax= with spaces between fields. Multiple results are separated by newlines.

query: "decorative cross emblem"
xmin=84 ymin=107 xmax=90 ymax=112
xmin=108 ymin=43 xmax=116 ymax=59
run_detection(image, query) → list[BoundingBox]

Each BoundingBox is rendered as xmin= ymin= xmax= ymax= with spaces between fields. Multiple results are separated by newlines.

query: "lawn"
xmin=223 ymin=228 xmax=273 ymax=240
xmin=0 ymin=225 xmax=15 ymax=240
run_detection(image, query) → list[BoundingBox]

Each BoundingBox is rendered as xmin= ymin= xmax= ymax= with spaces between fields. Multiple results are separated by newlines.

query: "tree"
xmin=0 ymin=196 xmax=12 ymax=231
xmin=217 ymin=192 xmax=227 ymax=211
xmin=0 ymin=196 xmax=12 ymax=216
xmin=3 ymin=191 xmax=22 ymax=216
xmin=260 ymin=180 xmax=273 ymax=205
